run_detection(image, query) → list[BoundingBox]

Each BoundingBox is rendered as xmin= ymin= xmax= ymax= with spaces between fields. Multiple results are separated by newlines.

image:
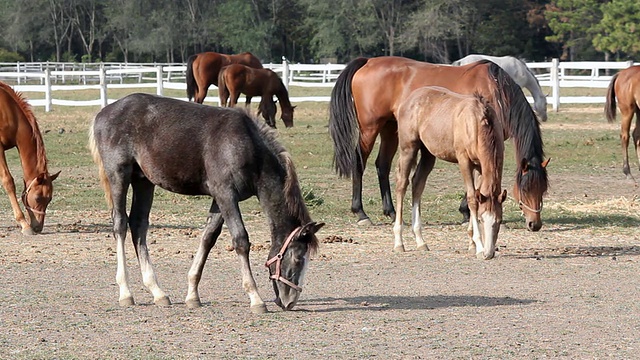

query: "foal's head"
xmin=22 ymin=171 xmax=60 ymax=234
xmin=258 ymin=98 xmax=277 ymax=128
xmin=267 ymin=221 xmax=324 ymax=310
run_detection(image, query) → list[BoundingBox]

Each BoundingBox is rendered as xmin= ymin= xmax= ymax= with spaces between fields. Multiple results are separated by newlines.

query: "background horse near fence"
xmin=218 ymin=64 xmax=295 ymax=128
xmin=89 ymin=93 xmax=323 ymax=313
xmin=186 ymin=51 xmax=263 ymax=104
xmin=0 ymin=81 xmax=59 ymax=235
xmin=329 ymin=56 xmax=548 ymax=232
xmin=605 ymin=65 xmax=640 ymax=180
xmin=394 ymin=86 xmax=506 ymax=259
xmin=453 ymin=54 xmax=548 ymax=122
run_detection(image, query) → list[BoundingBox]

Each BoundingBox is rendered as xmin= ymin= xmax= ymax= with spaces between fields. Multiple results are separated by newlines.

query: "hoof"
xmin=250 ymin=304 xmax=268 ymax=314
xmin=119 ymin=297 xmax=135 ymax=307
xmin=476 ymin=252 xmax=485 ymax=260
xmin=416 ymin=244 xmax=430 ymax=251
xmin=21 ymin=227 xmax=36 ymax=236
xmin=154 ymin=296 xmax=172 ymax=307
xmin=393 ymin=245 xmax=406 ymax=253
xmin=186 ymin=299 xmax=202 ymax=309
xmin=357 ymin=218 xmax=374 ymax=226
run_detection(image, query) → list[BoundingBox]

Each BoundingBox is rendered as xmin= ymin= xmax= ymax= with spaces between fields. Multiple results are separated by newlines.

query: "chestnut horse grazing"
xmin=186 ymin=51 xmax=263 ymax=104
xmin=394 ymin=87 xmax=506 ymax=259
xmin=605 ymin=65 xmax=640 ymax=179
xmin=0 ymin=82 xmax=60 ymax=235
xmin=218 ymin=64 xmax=295 ymax=128
xmin=89 ymin=93 xmax=323 ymax=312
xmin=453 ymin=54 xmax=548 ymax=122
xmin=329 ymin=57 xmax=548 ymax=231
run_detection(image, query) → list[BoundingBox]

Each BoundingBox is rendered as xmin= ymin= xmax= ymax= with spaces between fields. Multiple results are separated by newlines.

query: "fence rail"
xmin=0 ymin=59 xmax=637 ymax=112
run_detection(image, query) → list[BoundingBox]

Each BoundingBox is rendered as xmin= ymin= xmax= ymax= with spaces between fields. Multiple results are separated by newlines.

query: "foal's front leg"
xmin=220 ymin=198 xmax=267 ymax=314
xmin=185 ymin=202 xmax=224 ymax=308
xmin=0 ymin=151 xmax=33 ymax=234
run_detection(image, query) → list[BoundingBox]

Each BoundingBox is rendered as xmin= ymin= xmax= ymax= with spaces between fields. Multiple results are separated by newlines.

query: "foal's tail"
xmin=88 ymin=117 xmax=113 ymax=210
xmin=328 ymin=57 xmax=369 ymax=178
xmin=605 ymin=73 xmax=619 ymax=123
xmin=186 ymin=54 xmax=198 ymax=101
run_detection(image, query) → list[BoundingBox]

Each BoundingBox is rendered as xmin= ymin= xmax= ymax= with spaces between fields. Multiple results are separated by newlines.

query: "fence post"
xmin=156 ymin=65 xmax=164 ymax=96
xmin=551 ymin=58 xmax=559 ymax=112
xmin=282 ymin=57 xmax=289 ymax=90
xmin=99 ymin=64 xmax=108 ymax=108
xmin=44 ymin=68 xmax=52 ymax=112
xmin=17 ymin=61 xmax=21 ymax=85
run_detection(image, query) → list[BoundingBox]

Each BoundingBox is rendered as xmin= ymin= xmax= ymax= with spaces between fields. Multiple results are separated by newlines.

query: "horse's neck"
xmin=274 ymin=86 xmax=292 ymax=109
xmin=16 ymin=124 xmax=47 ymax=180
xmin=519 ymin=68 xmax=544 ymax=101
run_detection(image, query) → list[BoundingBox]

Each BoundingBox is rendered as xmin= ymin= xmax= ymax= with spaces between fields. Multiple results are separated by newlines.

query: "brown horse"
xmin=329 ymin=56 xmax=548 ymax=231
xmin=0 ymin=81 xmax=60 ymax=235
xmin=605 ymin=65 xmax=640 ymax=179
xmin=394 ymin=87 xmax=506 ymax=259
xmin=218 ymin=64 xmax=295 ymax=128
xmin=186 ymin=51 xmax=263 ymax=104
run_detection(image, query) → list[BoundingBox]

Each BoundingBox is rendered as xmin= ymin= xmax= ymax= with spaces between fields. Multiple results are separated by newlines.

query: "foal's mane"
xmin=251 ymin=116 xmax=313 ymax=226
xmin=473 ymin=92 xmax=503 ymax=196
xmin=0 ymin=82 xmax=48 ymax=171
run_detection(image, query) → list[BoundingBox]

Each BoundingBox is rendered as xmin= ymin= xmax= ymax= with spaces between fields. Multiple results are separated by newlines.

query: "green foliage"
xmin=0 ymin=48 xmax=25 ymax=62
xmin=544 ymin=0 xmax=603 ymax=60
xmin=592 ymin=0 xmax=640 ymax=58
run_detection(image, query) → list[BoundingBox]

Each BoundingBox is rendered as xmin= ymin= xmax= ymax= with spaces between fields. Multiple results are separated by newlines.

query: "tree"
xmin=544 ymin=0 xmax=602 ymax=60
xmin=592 ymin=0 xmax=640 ymax=59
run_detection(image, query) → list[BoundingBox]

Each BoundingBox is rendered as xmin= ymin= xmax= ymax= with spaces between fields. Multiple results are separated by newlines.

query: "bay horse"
xmin=186 ymin=51 xmax=263 ymax=104
xmin=0 ymin=81 xmax=60 ymax=235
xmin=605 ymin=65 xmax=640 ymax=179
xmin=453 ymin=54 xmax=548 ymax=122
xmin=218 ymin=64 xmax=295 ymax=128
xmin=89 ymin=93 xmax=323 ymax=313
xmin=394 ymin=87 xmax=506 ymax=259
xmin=329 ymin=56 xmax=549 ymax=231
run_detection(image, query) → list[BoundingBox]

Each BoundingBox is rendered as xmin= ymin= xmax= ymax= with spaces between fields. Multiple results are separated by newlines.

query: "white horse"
xmin=452 ymin=54 xmax=548 ymax=122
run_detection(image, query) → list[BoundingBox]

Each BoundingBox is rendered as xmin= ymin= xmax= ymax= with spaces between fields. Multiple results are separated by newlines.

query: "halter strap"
xmin=265 ymin=226 xmax=304 ymax=292
xmin=519 ymin=200 xmax=543 ymax=214
xmin=21 ymin=177 xmax=46 ymax=215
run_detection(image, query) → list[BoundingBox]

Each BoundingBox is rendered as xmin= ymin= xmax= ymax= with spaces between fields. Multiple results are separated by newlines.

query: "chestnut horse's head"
xmin=22 ymin=171 xmax=60 ymax=234
xmin=513 ymin=158 xmax=550 ymax=232
xmin=281 ymin=104 xmax=295 ymax=128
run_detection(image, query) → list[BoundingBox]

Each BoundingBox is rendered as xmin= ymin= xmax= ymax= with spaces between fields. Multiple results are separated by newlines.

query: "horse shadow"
xmin=298 ymin=295 xmax=536 ymax=313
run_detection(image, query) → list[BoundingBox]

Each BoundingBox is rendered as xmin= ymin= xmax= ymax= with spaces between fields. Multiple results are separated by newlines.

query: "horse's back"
xmin=614 ymin=66 xmax=640 ymax=104
xmin=92 ymin=94 xmax=268 ymax=196
xmin=352 ymin=57 xmax=493 ymax=121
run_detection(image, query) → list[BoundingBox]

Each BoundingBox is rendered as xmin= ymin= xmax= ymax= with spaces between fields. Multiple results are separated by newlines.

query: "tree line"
xmin=0 ymin=0 xmax=638 ymax=64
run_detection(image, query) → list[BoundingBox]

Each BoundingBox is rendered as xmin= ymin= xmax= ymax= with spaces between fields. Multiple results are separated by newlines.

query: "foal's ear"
xmin=475 ymin=189 xmax=488 ymax=204
xmin=299 ymin=222 xmax=325 ymax=239
xmin=499 ymin=189 xmax=507 ymax=203
xmin=520 ymin=158 xmax=529 ymax=174
xmin=541 ymin=158 xmax=551 ymax=168
xmin=50 ymin=170 xmax=61 ymax=181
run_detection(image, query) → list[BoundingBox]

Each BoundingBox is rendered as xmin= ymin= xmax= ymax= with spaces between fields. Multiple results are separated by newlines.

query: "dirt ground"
xmin=1 ymin=168 xmax=639 ymax=360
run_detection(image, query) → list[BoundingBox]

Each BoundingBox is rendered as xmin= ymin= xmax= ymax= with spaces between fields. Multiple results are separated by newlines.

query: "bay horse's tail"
xmin=217 ymin=66 xmax=229 ymax=106
xmin=186 ymin=54 xmax=198 ymax=101
xmin=328 ymin=57 xmax=369 ymax=178
xmin=605 ymin=73 xmax=619 ymax=123
xmin=88 ymin=116 xmax=113 ymax=210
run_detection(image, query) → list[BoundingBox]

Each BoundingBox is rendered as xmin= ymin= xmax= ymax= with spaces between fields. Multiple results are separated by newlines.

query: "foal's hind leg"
xmin=632 ymin=109 xmax=640 ymax=177
xmin=410 ymin=150 xmax=436 ymax=252
xmin=130 ymin=178 xmax=170 ymax=306
xmin=185 ymin=202 xmax=224 ymax=308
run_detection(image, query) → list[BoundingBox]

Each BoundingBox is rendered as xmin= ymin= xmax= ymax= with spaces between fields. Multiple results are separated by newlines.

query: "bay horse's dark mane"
xmin=468 ymin=60 xmax=548 ymax=195
xmin=0 ymin=82 xmax=48 ymax=171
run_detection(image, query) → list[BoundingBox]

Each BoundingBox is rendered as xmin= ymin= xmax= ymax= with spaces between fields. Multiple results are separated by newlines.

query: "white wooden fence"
xmin=0 ymin=59 xmax=636 ymax=112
